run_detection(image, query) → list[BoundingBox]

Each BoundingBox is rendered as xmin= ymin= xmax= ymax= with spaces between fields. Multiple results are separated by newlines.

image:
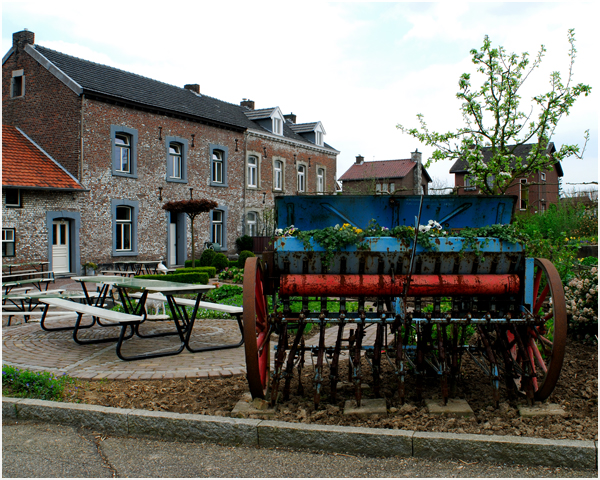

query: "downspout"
xmin=80 ymin=94 xmax=85 ymax=182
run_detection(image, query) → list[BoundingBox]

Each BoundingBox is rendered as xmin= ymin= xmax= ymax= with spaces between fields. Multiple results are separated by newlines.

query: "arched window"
xmin=247 ymin=156 xmax=258 ymax=188
xmin=274 ymin=160 xmax=283 ymax=190
xmin=169 ymin=143 xmax=182 ymax=179
xmin=317 ymin=168 xmax=325 ymax=193
xmin=247 ymin=212 xmax=258 ymax=237
xmin=212 ymin=150 xmax=224 ymax=184
xmin=115 ymin=134 xmax=131 ymax=173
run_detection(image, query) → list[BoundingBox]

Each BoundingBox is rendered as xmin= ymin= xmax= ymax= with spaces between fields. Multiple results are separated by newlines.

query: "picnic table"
xmin=2 ymin=261 xmax=49 ymax=275
xmin=2 ymin=276 xmax=55 ymax=295
xmin=111 ymin=260 xmax=161 ymax=275
xmin=45 ymin=276 xmax=216 ymax=360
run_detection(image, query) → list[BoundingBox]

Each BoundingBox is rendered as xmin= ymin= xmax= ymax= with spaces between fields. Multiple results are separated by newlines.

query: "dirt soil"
xmin=65 ymin=338 xmax=597 ymax=441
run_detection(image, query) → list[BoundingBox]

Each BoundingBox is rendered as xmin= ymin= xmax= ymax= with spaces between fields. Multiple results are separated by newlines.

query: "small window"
xmin=519 ymin=179 xmax=528 ymax=210
xmin=464 ymin=175 xmax=476 ymax=191
xmin=317 ymin=168 xmax=325 ymax=193
xmin=212 ymin=210 xmax=224 ymax=247
xmin=273 ymin=117 xmax=282 ymax=135
xmin=212 ymin=151 xmax=223 ymax=183
xmin=390 ymin=183 xmax=395 ymax=193
xmin=297 ymin=165 xmax=306 ymax=193
xmin=2 ymin=228 xmax=16 ymax=257
xmin=382 ymin=183 xmax=388 ymax=193
xmin=315 ymin=131 xmax=323 ymax=146
xmin=486 ymin=175 xmax=495 ymax=188
xmin=11 ymin=70 xmax=24 ymax=98
xmin=248 ymin=156 xmax=258 ymax=188
xmin=116 ymin=206 xmax=132 ymax=251
xmin=376 ymin=183 xmax=382 ymax=194
xmin=209 ymin=145 xmax=228 ymax=187
xmin=541 ymin=172 xmax=546 ymax=182
xmin=169 ymin=143 xmax=182 ymax=179
xmin=247 ymin=212 xmax=258 ymax=237
xmin=115 ymin=134 xmax=131 ymax=173
xmin=274 ymin=160 xmax=283 ymax=191
xmin=5 ymin=189 xmax=21 ymax=207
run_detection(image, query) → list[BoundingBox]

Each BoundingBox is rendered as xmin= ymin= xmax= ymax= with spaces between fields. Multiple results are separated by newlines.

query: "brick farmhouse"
xmin=2 ymin=30 xmax=338 ymax=273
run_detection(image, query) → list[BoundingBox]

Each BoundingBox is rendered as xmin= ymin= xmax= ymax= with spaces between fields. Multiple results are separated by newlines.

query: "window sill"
xmin=112 ymin=172 xmax=138 ymax=179
xmin=113 ymin=251 xmax=139 ymax=257
xmin=167 ymin=177 xmax=188 ymax=184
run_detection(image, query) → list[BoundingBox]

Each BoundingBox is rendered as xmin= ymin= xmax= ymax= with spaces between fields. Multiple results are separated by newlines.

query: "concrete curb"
xmin=2 ymin=397 xmax=597 ymax=469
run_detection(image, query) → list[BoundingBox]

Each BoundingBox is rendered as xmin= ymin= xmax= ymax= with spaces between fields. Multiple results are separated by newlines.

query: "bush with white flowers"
xmin=564 ymin=265 xmax=598 ymax=339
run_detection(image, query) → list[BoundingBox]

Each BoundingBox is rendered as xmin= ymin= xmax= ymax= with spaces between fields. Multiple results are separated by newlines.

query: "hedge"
xmin=135 ymin=272 xmax=209 ymax=284
xmin=176 ymin=266 xmax=217 ymax=278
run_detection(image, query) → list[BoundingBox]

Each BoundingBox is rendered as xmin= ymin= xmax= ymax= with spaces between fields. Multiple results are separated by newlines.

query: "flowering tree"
xmin=162 ymin=198 xmax=218 ymax=267
xmin=398 ymin=29 xmax=591 ymax=195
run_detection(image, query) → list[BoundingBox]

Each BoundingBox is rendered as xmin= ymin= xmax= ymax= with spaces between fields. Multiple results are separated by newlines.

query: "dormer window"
xmin=273 ymin=117 xmax=283 ymax=135
xmin=315 ymin=131 xmax=323 ymax=146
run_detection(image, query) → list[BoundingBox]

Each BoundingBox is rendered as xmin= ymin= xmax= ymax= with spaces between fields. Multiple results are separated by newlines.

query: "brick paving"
xmin=2 ymin=276 xmax=379 ymax=381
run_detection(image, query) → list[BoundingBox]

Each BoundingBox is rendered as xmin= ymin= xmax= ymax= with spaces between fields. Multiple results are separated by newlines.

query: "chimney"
xmin=412 ymin=149 xmax=423 ymax=194
xmin=241 ymin=99 xmax=255 ymax=110
xmin=355 ymin=155 xmax=364 ymax=165
xmin=284 ymin=113 xmax=296 ymax=124
xmin=184 ymin=84 xmax=200 ymax=94
xmin=13 ymin=29 xmax=35 ymax=52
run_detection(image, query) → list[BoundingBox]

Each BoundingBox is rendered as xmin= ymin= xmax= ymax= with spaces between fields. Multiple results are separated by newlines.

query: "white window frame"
xmin=315 ymin=130 xmax=323 ymax=146
xmin=2 ymin=228 xmax=16 ymax=257
xmin=247 ymin=212 xmax=258 ymax=237
xmin=212 ymin=150 xmax=224 ymax=184
xmin=115 ymin=206 xmax=133 ymax=251
xmin=169 ymin=143 xmax=182 ymax=179
xmin=390 ymin=183 xmax=395 ymax=193
xmin=274 ymin=160 xmax=283 ymax=191
xmin=519 ymin=178 xmax=528 ymax=211
xmin=376 ymin=183 xmax=382 ymax=194
xmin=272 ymin=117 xmax=283 ymax=135
xmin=297 ymin=165 xmax=306 ymax=193
xmin=317 ymin=168 xmax=325 ymax=193
xmin=541 ymin=172 xmax=546 ymax=182
xmin=115 ymin=134 xmax=131 ymax=174
xmin=212 ymin=210 xmax=224 ymax=247
xmin=247 ymin=156 xmax=258 ymax=188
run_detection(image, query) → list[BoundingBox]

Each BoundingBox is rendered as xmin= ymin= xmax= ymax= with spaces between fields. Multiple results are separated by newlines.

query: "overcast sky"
xmin=3 ymin=2 xmax=597 ymax=191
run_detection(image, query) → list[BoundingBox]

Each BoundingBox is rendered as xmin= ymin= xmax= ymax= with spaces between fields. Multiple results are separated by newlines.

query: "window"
xmin=247 ymin=212 xmax=258 ymax=237
xmin=519 ymin=179 xmax=528 ymax=210
xmin=486 ymin=175 xmax=495 ymax=189
xmin=209 ymin=144 xmax=228 ymax=187
xmin=315 ymin=131 xmax=323 ymax=146
xmin=382 ymin=182 xmax=389 ymax=193
xmin=273 ymin=117 xmax=282 ymax=135
xmin=111 ymin=199 xmax=138 ymax=255
xmin=376 ymin=183 xmax=382 ymax=194
xmin=111 ymin=126 xmax=138 ymax=178
xmin=274 ymin=160 xmax=283 ymax=191
xmin=247 ymin=156 xmax=258 ymax=188
xmin=212 ymin=210 xmax=223 ymax=247
xmin=390 ymin=183 xmax=395 ymax=193
xmin=464 ymin=175 xmax=476 ymax=191
xmin=165 ymin=136 xmax=188 ymax=183
xmin=2 ymin=228 xmax=15 ymax=257
xmin=297 ymin=165 xmax=306 ymax=192
xmin=317 ymin=168 xmax=325 ymax=193
xmin=11 ymin=70 xmax=24 ymax=98
xmin=115 ymin=134 xmax=131 ymax=173
xmin=541 ymin=172 xmax=546 ymax=181
xmin=170 ymin=144 xmax=182 ymax=179
xmin=116 ymin=206 xmax=132 ymax=251
xmin=5 ymin=189 xmax=21 ymax=207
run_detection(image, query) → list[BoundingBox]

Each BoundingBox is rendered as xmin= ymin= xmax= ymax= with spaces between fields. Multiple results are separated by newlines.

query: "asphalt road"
xmin=2 ymin=420 xmax=597 ymax=478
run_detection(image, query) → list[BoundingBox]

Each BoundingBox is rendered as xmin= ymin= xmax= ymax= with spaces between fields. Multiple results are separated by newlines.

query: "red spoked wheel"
xmin=243 ymin=256 xmax=270 ymax=399
xmin=505 ymin=258 xmax=567 ymax=401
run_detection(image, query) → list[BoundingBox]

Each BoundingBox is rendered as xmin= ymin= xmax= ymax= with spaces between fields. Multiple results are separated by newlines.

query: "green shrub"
xmin=565 ymin=262 xmax=598 ymax=340
xmin=235 ymin=235 xmax=253 ymax=253
xmin=204 ymin=284 xmax=243 ymax=302
xmin=238 ymin=250 xmax=256 ymax=268
xmin=184 ymin=258 xmax=202 ymax=268
xmin=211 ymin=253 xmax=229 ymax=272
xmin=176 ymin=266 xmax=216 ymax=278
xmin=200 ymin=249 xmax=216 ymax=267
xmin=228 ymin=260 xmax=238 ymax=268
xmin=2 ymin=366 xmax=76 ymax=401
xmin=136 ymin=272 xmax=209 ymax=284
xmin=218 ymin=266 xmax=244 ymax=283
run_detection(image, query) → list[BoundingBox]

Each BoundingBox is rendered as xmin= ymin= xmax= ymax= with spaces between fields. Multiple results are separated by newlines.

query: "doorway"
xmin=52 ymin=220 xmax=70 ymax=273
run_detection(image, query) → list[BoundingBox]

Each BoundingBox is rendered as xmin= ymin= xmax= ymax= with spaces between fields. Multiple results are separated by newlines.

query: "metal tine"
xmin=352 ymin=310 xmax=366 ymax=407
xmin=330 ymin=297 xmax=346 ymax=402
xmin=297 ymin=336 xmax=306 ymax=396
xmin=270 ymin=323 xmax=289 ymax=406
xmin=477 ymin=325 xmax=500 ymax=408
xmin=313 ymin=319 xmax=327 ymax=409
xmin=372 ymin=299 xmax=385 ymax=397
xmin=282 ymin=319 xmax=305 ymax=401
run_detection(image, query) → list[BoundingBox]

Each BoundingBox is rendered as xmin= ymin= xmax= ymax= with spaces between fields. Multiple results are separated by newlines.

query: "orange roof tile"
xmin=2 ymin=125 xmax=83 ymax=190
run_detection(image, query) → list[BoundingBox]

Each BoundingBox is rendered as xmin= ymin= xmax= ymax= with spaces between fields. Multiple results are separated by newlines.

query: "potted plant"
xmin=83 ymin=262 xmax=98 ymax=276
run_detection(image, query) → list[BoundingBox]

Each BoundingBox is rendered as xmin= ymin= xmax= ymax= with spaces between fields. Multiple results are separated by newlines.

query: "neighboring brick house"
xmin=449 ymin=143 xmax=563 ymax=214
xmin=2 ymin=30 xmax=338 ymax=272
xmin=339 ymin=150 xmax=431 ymax=195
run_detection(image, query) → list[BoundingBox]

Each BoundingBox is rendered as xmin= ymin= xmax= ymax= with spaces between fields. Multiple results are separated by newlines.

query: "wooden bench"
xmin=2 ymin=271 xmax=55 ymax=282
xmin=40 ymin=298 xmax=144 ymax=324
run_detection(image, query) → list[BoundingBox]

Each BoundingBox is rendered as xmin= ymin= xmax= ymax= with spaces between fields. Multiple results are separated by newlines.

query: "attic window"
xmin=315 ymin=131 xmax=323 ymax=146
xmin=11 ymin=70 xmax=24 ymax=98
xmin=273 ymin=117 xmax=283 ymax=136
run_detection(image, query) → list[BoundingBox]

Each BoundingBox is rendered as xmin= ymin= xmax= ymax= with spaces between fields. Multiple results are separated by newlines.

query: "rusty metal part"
xmin=282 ymin=319 xmax=305 ymax=401
xmin=352 ymin=318 xmax=365 ymax=406
xmin=477 ymin=325 xmax=500 ymax=408
xmin=313 ymin=321 xmax=327 ymax=408
xmin=270 ymin=323 xmax=288 ymax=406
xmin=280 ymin=274 xmax=521 ymax=297
xmin=329 ymin=322 xmax=345 ymax=402
xmin=243 ymin=257 xmax=269 ymax=399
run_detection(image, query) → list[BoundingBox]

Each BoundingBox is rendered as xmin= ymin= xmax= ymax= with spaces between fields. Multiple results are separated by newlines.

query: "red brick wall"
xmin=2 ymin=49 xmax=82 ymax=177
